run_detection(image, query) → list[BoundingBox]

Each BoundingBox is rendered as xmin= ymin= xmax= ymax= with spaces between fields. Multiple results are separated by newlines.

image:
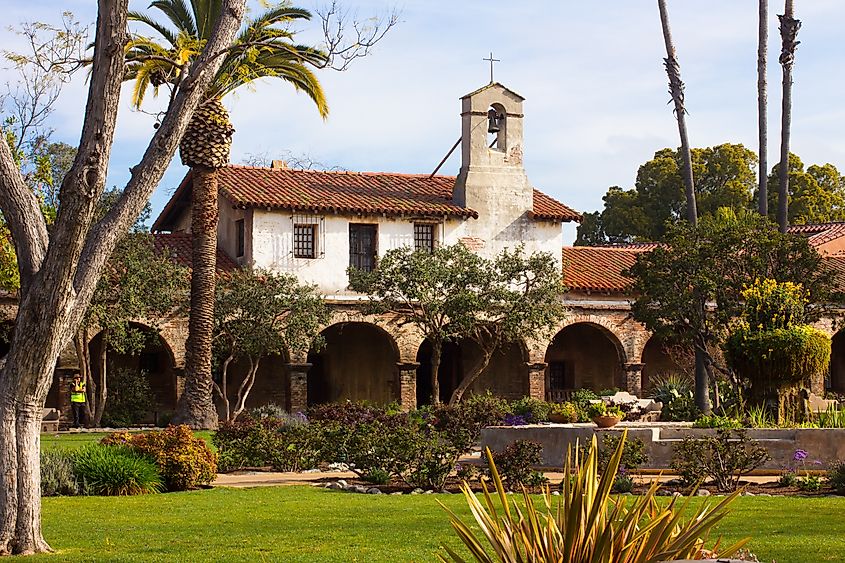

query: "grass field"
xmin=20 ymin=485 xmax=845 ymax=562
xmin=40 ymin=431 xmax=215 ymax=451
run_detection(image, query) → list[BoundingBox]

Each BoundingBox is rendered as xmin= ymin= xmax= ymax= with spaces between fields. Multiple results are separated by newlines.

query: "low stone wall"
xmin=479 ymin=423 xmax=845 ymax=471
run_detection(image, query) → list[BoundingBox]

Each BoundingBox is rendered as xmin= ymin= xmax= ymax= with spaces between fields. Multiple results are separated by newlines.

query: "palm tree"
xmin=757 ymin=0 xmax=768 ymax=216
xmin=777 ymin=0 xmax=801 ymax=232
xmin=126 ymin=0 xmax=329 ymax=428
xmin=657 ymin=0 xmax=697 ymax=226
xmin=657 ymin=0 xmax=708 ymax=414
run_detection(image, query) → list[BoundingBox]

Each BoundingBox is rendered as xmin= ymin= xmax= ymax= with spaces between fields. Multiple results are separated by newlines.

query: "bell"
xmin=487 ymin=108 xmax=501 ymax=134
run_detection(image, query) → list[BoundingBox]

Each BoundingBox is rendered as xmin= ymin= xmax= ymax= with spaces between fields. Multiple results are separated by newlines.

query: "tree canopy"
xmin=577 ymin=144 xmax=845 ymax=245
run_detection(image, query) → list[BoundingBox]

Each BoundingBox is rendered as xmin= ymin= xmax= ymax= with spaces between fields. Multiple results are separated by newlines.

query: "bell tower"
xmin=453 ymin=82 xmax=534 ymax=254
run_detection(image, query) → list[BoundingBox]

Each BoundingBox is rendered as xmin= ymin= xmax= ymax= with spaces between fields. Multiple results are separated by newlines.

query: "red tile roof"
xmin=153 ymin=233 xmax=238 ymax=272
xmin=153 ymin=165 xmax=580 ymax=230
xmin=562 ymin=246 xmax=650 ymax=293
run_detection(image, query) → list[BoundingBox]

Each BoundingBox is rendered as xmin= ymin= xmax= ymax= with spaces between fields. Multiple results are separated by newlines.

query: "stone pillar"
xmin=624 ymin=363 xmax=645 ymax=397
xmin=526 ymin=362 xmax=547 ymax=401
xmin=286 ymin=363 xmax=311 ymax=415
xmin=397 ymin=362 xmax=419 ymax=411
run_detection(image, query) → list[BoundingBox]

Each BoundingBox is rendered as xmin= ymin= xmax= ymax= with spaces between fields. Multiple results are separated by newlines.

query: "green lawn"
xmin=19 ymin=486 xmax=845 ymax=562
xmin=40 ymin=431 xmax=215 ymax=451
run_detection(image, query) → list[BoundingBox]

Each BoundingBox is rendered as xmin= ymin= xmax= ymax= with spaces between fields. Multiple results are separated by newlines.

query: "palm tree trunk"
xmin=657 ymin=0 xmax=697 ymax=225
xmin=777 ymin=0 xmax=800 ymax=232
xmin=758 ymin=0 xmax=769 ymax=216
xmin=173 ymin=165 xmax=220 ymax=429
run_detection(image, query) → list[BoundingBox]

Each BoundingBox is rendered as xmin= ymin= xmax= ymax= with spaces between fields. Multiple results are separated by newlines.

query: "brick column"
xmin=286 ymin=363 xmax=311 ymax=415
xmin=526 ymin=362 xmax=547 ymax=401
xmin=397 ymin=362 xmax=419 ymax=411
xmin=624 ymin=363 xmax=645 ymax=397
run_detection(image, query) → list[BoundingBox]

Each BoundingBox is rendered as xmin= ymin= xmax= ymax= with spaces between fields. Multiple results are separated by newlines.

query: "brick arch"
xmin=547 ymin=314 xmax=630 ymax=364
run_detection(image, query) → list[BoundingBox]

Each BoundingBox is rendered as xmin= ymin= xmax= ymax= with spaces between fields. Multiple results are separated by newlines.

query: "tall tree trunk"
xmin=173 ymin=166 xmax=220 ymax=429
xmin=758 ymin=0 xmax=769 ymax=216
xmin=212 ymin=353 xmax=234 ymax=422
xmin=93 ymin=332 xmax=108 ymax=427
xmin=233 ymin=356 xmax=261 ymax=421
xmin=657 ymin=0 xmax=697 ymax=225
xmin=13 ymin=400 xmax=49 ymax=555
xmin=430 ymin=339 xmax=442 ymax=406
xmin=449 ymin=348 xmax=494 ymax=406
xmin=693 ymin=337 xmax=712 ymax=415
xmin=74 ymin=329 xmax=96 ymax=424
xmin=0 ymin=393 xmax=18 ymax=554
xmin=777 ymin=0 xmax=800 ymax=232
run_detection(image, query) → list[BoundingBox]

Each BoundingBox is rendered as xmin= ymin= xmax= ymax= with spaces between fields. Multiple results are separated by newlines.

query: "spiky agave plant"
xmin=439 ymin=430 xmax=749 ymax=563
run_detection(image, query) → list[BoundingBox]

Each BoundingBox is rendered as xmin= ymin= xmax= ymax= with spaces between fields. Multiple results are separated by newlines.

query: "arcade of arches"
xmin=31 ymin=314 xmax=845 ymax=424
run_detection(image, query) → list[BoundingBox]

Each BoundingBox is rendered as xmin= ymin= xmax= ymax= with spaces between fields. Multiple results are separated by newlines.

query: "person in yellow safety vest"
xmin=70 ymin=374 xmax=86 ymax=428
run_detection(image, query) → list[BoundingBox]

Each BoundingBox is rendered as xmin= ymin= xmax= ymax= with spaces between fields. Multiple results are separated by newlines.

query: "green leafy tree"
xmin=75 ymin=212 xmax=189 ymax=426
xmin=213 ymin=268 xmax=328 ymax=421
xmin=352 ymin=244 xmax=566 ymax=406
xmin=627 ymin=210 xmax=834 ymax=414
xmin=765 ymin=154 xmax=845 ymax=225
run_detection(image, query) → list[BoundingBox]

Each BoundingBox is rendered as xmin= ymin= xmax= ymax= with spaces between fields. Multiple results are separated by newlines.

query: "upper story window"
xmin=349 ymin=223 xmax=377 ymax=272
xmin=290 ymin=214 xmax=325 ymax=258
xmin=235 ymin=219 xmax=245 ymax=258
xmin=294 ymin=224 xmax=317 ymax=259
xmin=414 ymin=223 xmax=435 ymax=253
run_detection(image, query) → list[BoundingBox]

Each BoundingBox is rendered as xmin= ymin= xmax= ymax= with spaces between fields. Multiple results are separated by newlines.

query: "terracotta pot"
xmin=592 ymin=415 xmax=622 ymax=428
xmin=548 ymin=413 xmax=574 ymax=424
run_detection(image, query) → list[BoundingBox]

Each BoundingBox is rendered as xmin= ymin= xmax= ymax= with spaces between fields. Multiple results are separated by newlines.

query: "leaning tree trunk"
xmin=657 ymin=0 xmax=697 ymax=225
xmin=173 ymin=165 xmax=221 ymax=429
xmin=173 ymin=98 xmax=234 ymax=430
xmin=777 ymin=0 xmax=800 ymax=233
xmin=449 ymin=348 xmax=494 ymax=406
xmin=758 ymin=0 xmax=769 ymax=216
xmin=430 ymin=339 xmax=442 ymax=406
xmin=93 ymin=332 xmax=108 ymax=427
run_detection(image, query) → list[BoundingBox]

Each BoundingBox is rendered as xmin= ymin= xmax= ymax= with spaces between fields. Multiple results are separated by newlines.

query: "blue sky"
xmin=3 ymin=1 xmax=845 ymax=243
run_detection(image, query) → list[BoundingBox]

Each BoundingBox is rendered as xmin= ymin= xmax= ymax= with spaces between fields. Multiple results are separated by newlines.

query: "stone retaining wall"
xmin=479 ymin=423 xmax=845 ymax=471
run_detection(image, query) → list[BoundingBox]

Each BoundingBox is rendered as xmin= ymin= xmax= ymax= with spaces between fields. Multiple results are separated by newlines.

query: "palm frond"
xmin=150 ymin=0 xmax=198 ymax=37
xmin=127 ymin=10 xmax=179 ymax=46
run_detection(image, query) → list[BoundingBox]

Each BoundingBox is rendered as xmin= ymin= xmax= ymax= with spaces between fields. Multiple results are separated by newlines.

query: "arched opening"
xmin=829 ymin=330 xmax=845 ymax=394
xmin=415 ymin=337 xmax=528 ymax=406
xmin=487 ymin=103 xmax=507 ymax=152
xmin=641 ymin=335 xmax=687 ymax=393
xmin=306 ymin=322 xmax=399 ymax=405
xmin=215 ymin=352 xmax=290 ymax=418
xmin=89 ymin=323 xmax=178 ymax=425
xmin=544 ymin=323 xmax=624 ymax=401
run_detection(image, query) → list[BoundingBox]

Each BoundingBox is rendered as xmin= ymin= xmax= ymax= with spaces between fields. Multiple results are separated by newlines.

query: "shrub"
xmin=41 ymin=450 xmax=79 ymax=496
xmin=549 ymin=401 xmax=579 ymax=423
xmin=442 ymin=432 xmax=749 ymax=563
xmin=510 ymin=397 xmax=551 ymax=423
xmin=670 ymin=430 xmax=770 ymax=491
xmin=101 ymin=367 xmax=154 ymax=427
xmin=586 ymin=402 xmax=606 ymax=418
xmin=455 ymin=463 xmax=479 ymax=482
xmin=489 ymin=440 xmax=546 ymax=489
xmin=430 ymin=393 xmax=510 ymax=454
xmin=595 ymin=433 xmax=648 ymax=475
xmin=363 ymin=468 xmax=391 ymax=485
xmin=213 ymin=415 xmax=318 ymax=473
xmin=249 ymin=403 xmax=289 ymax=420
xmin=105 ymin=425 xmax=217 ymax=491
xmin=797 ymin=474 xmax=822 ymax=492
xmin=693 ymin=415 xmax=744 ymax=429
xmin=612 ymin=471 xmax=634 ymax=493
xmin=570 ymin=389 xmax=599 ymax=422
xmin=73 ymin=445 xmax=163 ymax=496
xmin=826 ymin=460 xmax=845 ymax=493
xmin=307 ymin=401 xmax=398 ymax=426
xmin=778 ymin=471 xmax=798 ymax=487
xmin=661 ymin=395 xmax=701 ymax=422
xmin=648 ymin=373 xmax=694 ymax=407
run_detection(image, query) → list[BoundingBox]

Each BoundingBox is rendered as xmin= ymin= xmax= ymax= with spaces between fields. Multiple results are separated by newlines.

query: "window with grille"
xmin=414 ymin=223 xmax=435 ymax=252
xmin=349 ymin=224 xmax=377 ymax=272
xmin=548 ymin=361 xmax=575 ymax=391
xmin=293 ymin=224 xmax=317 ymax=258
xmin=235 ymin=219 xmax=245 ymax=257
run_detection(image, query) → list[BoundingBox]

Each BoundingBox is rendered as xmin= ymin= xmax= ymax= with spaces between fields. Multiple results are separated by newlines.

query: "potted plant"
xmin=588 ymin=402 xmax=623 ymax=428
xmin=548 ymin=402 xmax=579 ymax=424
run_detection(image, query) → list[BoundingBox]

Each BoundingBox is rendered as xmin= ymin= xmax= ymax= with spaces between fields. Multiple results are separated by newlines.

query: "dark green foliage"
xmin=101 ymin=368 xmax=154 ymax=427
xmin=612 ymin=472 xmax=635 ymax=493
xmin=213 ymin=414 xmax=317 ymax=473
xmin=826 ymin=460 xmax=845 ymax=493
xmin=661 ymin=396 xmax=701 ymax=422
xmin=41 ymin=450 xmax=79 ymax=496
xmin=570 ymin=389 xmax=599 ymax=422
xmin=797 ymin=474 xmax=822 ymax=492
xmin=72 ymin=445 xmax=163 ymax=496
xmin=596 ymin=434 xmax=648 ymax=475
xmin=103 ymin=425 xmax=217 ymax=491
xmin=670 ymin=430 xmax=771 ymax=491
xmin=693 ymin=415 xmax=744 ymax=429
xmin=548 ymin=401 xmax=579 ymax=423
xmin=489 ymin=440 xmax=546 ymax=489
xmin=363 ymin=469 xmax=391 ymax=485
xmin=510 ymin=396 xmax=551 ymax=424
xmin=429 ymin=393 xmax=511 ymax=454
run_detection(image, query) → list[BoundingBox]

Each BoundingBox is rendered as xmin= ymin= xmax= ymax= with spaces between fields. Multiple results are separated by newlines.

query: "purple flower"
xmin=503 ymin=414 xmax=528 ymax=426
xmin=793 ymin=449 xmax=808 ymax=462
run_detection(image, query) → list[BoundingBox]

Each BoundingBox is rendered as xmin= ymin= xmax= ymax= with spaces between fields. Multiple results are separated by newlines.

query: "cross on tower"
xmin=483 ymin=52 xmax=500 ymax=83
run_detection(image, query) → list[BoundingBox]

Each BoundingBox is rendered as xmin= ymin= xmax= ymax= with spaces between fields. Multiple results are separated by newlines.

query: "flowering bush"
xmin=489 ymin=440 xmax=546 ymax=489
xmin=103 ymin=425 xmax=216 ymax=491
xmin=670 ymin=430 xmax=770 ymax=491
xmin=213 ymin=414 xmax=319 ymax=472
